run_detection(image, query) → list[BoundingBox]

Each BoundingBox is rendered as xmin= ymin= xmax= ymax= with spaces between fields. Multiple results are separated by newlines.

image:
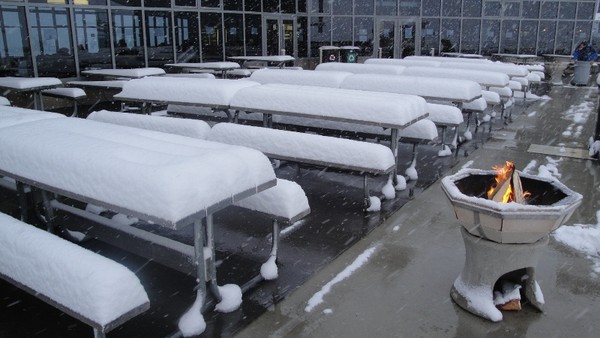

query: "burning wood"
xmin=486 ymin=161 xmax=529 ymax=204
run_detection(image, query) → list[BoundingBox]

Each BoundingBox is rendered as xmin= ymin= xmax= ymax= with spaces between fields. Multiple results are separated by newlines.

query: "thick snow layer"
xmin=488 ymin=86 xmax=513 ymax=99
xmin=115 ymin=77 xmax=260 ymax=106
xmin=442 ymin=61 xmax=529 ymax=77
xmin=67 ymin=80 xmax=128 ymax=89
xmin=398 ymin=119 xmax=438 ymax=140
xmin=229 ymin=55 xmax=295 ymax=62
xmin=0 ymin=96 xmax=9 ymax=106
xmin=0 ymin=212 xmax=149 ymax=327
xmin=214 ymin=284 xmax=243 ymax=313
xmin=481 ymin=90 xmax=502 ymax=105
xmin=249 ymin=68 xmax=352 ymax=88
xmin=553 ymin=210 xmax=600 ymax=274
xmin=230 ymin=84 xmax=428 ymax=129
xmin=178 ymin=294 xmax=205 ymax=336
xmin=402 ymin=66 xmax=510 ymax=88
xmin=0 ymin=106 xmax=65 ymax=128
xmin=0 ymin=118 xmax=275 ymax=226
xmin=340 ymin=73 xmax=482 ymax=103
xmin=463 ymin=97 xmax=488 ymax=112
xmin=0 ymin=76 xmax=62 ymax=89
xmin=42 ymin=87 xmax=86 ymax=98
xmin=454 ymin=276 xmax=502 ymax=322
xmin=365 ymin=58 xmax=442 ymax=68
xmin=87 ymin=110 xmax=212 ymax=139
xmin=82 ymin=67 xmax=165 ymax=78
xmin=315 ymin=62 xmax=406 ymax=75
xmin=234 ymin=178 xmax=310 ymax=220
xmin=208 ymin=122 xmax=396 ymax=172
xmin=405 ymin=55 xmax=492 ymax=64
xmin=426 ymin=103 xmax=464 ymax=125
xmin=508 ymin=80 xmax=523 ymax=91
xmin=165 ymin=61 xmax=240 ymax=70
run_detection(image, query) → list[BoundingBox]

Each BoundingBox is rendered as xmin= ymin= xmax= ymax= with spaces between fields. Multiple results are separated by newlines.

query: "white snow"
xmin=0 ymin=105 xmax=65 ymax=128
xmin=366 ymin=196 xmax=382 ymax=212
xmin=230 ymin=84 xmax=428 ymax=129
xmin=493 ymin=281 xmax=521 ymax=305
xmin=214 ymin=284 xmax=243 ymax=313
xmin=178 ymin=293 xmax=206 ymax=337
xmin=82 ymin=67 xmax=166 ymax=78
xmin=401 ymin=66 xmax=510 ymax=88
xmin=315 ymin=62 xmax=406 ymax=75
xmin=589 ymin=139 xmax=600 ymax=157
xmin=381 ymin=178 xmax=396 ymax=200
xmin=165 ymin=61 xmax=240 ymax=70
xmin=398 ymin=119 xmax=438 ymax=140
xmin=87 ymin=110 xmax=212 ymax=139
xmin=233 ymin=178 xmax=310 ymax=220
xmin=395 ymin=175 xmax=407 ymax=191
xmin=365 ymin=58 xmax=441 ymax=68
xmin=0 ymin=212 xmax=149 ymax=327
xmin=0 ymin=96 xmax=10 ymax=105
xmin=0 ymin=76 xmax=62 ymax=89
xmin=115 ymin=77 xmax=260 ymax=106
xmin=260 ymin=256 xmax=278 ymax=280
xmin=437 ymin=145 xmax=453 ymax=157
xmin=0 ymin=117 xmax=276 ymax=225
xmin=463 ymin=97 xmax=487 ymax=112
xmin=553 ymin=210 xmax=600 ymax=274
xmin=453 ymin=276 xmax=502 ymax=322
xmin=441 ymin=61 xmax=529 ymax=77
xmin=249 ymin=68 xmax=351 ymax=88
xmin=304 ymin=245 xmax=379 ymax=312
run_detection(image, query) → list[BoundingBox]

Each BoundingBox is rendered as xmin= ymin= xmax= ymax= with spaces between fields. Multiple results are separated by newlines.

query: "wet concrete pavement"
xmin=236 ymin=85 xmax=600 ymax=337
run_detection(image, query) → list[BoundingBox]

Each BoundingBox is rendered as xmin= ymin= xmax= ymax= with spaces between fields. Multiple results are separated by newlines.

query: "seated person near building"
xmin=572 ymin=41 xmax=598 ymax=61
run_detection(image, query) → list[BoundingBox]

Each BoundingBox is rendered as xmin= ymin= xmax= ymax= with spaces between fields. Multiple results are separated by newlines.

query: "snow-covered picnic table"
xmin=81 ymin=67 xmax=166 ymax=79
xmin=164 ymin=62 xmax=241 ymax=78
xmin=0 ymin=110 xmax=281 ymax=335
xmin=228 ymin=55 xmax=296 ymax=69
xmin=0 ymin=76 xmax=62 ymax=110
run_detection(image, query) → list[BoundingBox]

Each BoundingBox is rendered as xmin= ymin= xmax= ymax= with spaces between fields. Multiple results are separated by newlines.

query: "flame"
xmin=487 ymin=161 xmax=515 ymax=200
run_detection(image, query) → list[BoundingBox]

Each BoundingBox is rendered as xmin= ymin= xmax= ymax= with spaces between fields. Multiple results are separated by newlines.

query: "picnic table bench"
xmin=0 ymin=110 xmax=308 ymax=336
xmin=0 ymin=76 xmax=62 ymax=110
xmin=0 ymin=212 xmax=149 ymax=338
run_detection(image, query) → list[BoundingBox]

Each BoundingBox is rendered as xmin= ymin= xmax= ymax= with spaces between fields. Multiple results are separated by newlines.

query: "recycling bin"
xmin=319 ymin=46 xmax=340 ymax=64
xmin=340 ymin=46 xmax=359 ymax=63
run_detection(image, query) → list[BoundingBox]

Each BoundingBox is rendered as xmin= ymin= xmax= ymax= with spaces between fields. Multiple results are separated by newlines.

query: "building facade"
xmin=0 ymin=0 xmax=598 ymax=78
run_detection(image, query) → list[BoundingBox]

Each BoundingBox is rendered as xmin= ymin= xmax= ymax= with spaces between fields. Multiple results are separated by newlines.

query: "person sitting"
xmin=572 ymin=41 xmax=598 ymax=61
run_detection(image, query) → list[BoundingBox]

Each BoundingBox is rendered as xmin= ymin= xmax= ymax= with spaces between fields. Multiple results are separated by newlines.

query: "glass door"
xmin=263 ymin=15 xmax=295 ymax=56
xmin=376 ymin=19 xmax=418 ymax=58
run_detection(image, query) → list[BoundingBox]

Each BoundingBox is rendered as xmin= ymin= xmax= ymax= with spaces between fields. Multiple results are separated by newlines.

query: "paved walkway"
xmin=237 ymin=85 xmax=600 ymax=337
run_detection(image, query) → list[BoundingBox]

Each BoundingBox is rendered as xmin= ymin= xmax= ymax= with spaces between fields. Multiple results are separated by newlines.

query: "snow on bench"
xmin=248 ymin=68 xmax=352 ymax=87
xmin=365 ymin=58 xmax=442 ymax=68
xmin=164 ymin=73 xmax=216 ymax=79
xmin=114 ymin=77 xmax=260 ymax=119
xmin=401 ymin=66 xmax=510 ymax=89
xmin=0 ymin=211 xmax=149 ymax=337
xmin=1 ymin=96 xmax=10 ymax=106
xmin=208 ymin=122 xmax=396 ymax=210
xmin=87 ymin=110 xmax=212 ymax=139
xmin=41 ymin=87 xmax=87 ymax=117
xmin=405 ymin=55 xmax=493 ymax=64
xmin=441 ymin=61 xmax=530 ymax=78
xmin=315 ymin=62 xmax=406 ymax=75
xmin=0 ymin=114 xmax=277 ymax=335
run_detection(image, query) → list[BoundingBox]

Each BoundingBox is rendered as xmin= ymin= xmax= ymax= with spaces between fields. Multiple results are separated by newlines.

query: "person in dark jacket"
xmin=572 ymin=41 xmax=598 ymax=61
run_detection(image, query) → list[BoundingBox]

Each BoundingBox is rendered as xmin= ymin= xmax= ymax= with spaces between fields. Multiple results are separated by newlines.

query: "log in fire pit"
xmin=441 ymin=164 xmax=582 ymax=321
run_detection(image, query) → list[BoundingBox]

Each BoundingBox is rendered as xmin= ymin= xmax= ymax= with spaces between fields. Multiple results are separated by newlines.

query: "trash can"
xmin=572 ymin=60 xmax=592 ymax=86
xmin=340 ymin=46 xmax=359 ymax=63
xmin=319 ymin=46 xmax=340 ymax=64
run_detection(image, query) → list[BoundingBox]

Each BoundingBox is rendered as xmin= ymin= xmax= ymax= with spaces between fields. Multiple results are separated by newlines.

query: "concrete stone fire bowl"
xmin=441 ymin=169 xmax=582 ymax=244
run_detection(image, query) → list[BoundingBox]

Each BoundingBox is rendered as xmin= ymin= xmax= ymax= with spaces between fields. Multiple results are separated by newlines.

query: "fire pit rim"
xmin=441 ymin=168 xmax=583 ymax=214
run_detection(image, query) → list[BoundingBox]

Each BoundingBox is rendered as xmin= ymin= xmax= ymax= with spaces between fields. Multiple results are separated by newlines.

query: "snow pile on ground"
xmin=553 ymin=210 xmax=600 ymax=276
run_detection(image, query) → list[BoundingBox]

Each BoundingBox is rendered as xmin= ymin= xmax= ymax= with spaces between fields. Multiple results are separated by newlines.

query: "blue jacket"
xmin=573 ymin=45 xmax=598 ymax=61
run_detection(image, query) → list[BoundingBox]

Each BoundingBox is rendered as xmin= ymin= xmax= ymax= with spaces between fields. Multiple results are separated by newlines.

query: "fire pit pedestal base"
xmin=451 ymin=227 xmax=548 ymax=322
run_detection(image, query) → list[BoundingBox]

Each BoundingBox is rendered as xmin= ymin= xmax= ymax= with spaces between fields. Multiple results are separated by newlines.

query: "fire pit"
xmin=441 ymin=166 xmax=582 ymax=322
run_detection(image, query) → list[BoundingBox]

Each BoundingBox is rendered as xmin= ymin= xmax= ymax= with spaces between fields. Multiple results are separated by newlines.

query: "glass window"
xmin=30 ymin=6 xmax=76 ymax=77
xmin=111 ymin=0 xmax=142 ymax=6
xmin=174 ymin=12 xmax=200 ymax=63
xmin=519 ymin=20 xmax=537 ymax=54
xmin=244 ymin=14 xmax=262 ymax=56
xmin=574 ymin=22 xmax=592 ymax=43
xmin=538 ymin=21 xmax=556 ymax=54
xmin=421 ymin=18 xmax=440 ymax=55
xmin=500 ymin=20 xmax=518 ymax=53
xmin=0 ymin=5 xmax=32 ymax=77
xmin=376 ymin=0 xmax=397 ymax=16
xmin=144 ymin=0 xmax=170 ymax=7
xmin=577 ymin=2 xmax=595 ymax=20
xmin=503 ymin=2 xmax=520 ymax=17
xmin=332 ymin=0 xmax=352 ymax=15
xmin=462 ymin=0 xmax=481 ymax=17
xmin=175 ymin=0 xmax=197 ymax=6
xmin=484 ymin=1 xmax=500 ymax=16
xmin=146 ymin=11 xmax=173 ymax=67
xmin=245 ymin=0 xmax=261 ymax=12
xmin=297 ymin=16 xmax=308 ymax=57
xmin=201 ymin=12 xmax=223 ymax=61
xmin=298 ymin=0 xmax=307 ymax=12
xmin=224 ymin=0 xmax=243 ymax=11
xmin=442 ymin=0 xmax=461 ymax=17
xmin=332 ymin=17 xmax=353 ymax=47
xmin=112 ymin=9 xmax=145 ymax=68
xmin=355 ymin=17 xmax=373 ymax=56
xmin=224 ymin=13 xmax=243 ymax=57
xmin=481 ymin=19 xmax=499 ymax=54
xmin=540 ymin=1 xmax=558 ymax=19
xmin=74 ymin=8 xmax=112 ymax=71
xmin=555 ymin=21 xmax=574 ymax=54
xmin=281 ymin=0 xmax=295 ymax=13
xmin=522 ymin=1 xmax=539 ymax=19
xmin=559 ymin=2 xmax=576 ymax=20
xmin=440 ymin=18 xmax=460 ymax=52
xmin=460 ymin=19 xmax=480 ymax=53
xmin=400 ymin=1 xmax=421 ymax=16
xmin=355 ymin=0 xmax=374 ymax=15
xmin=311 ymin=0 xmax=330 ymax=13
xmin=422 ymin=0 xmax=440 ymax=16
xmin=201 ymin=0 xmax=221 ymax=7
xmin=310 ymin=16 xmax=331 ymax=57
xmin=264 ymin=0 xmax=278 ymax=12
